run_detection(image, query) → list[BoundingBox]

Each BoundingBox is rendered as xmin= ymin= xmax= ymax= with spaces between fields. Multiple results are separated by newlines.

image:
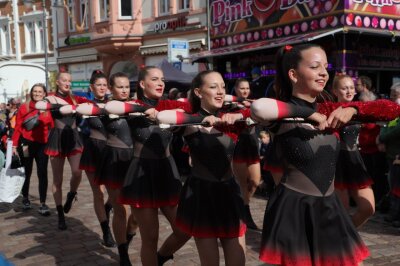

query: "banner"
xmin=346 ymin=0 xmax=400 ymax=30
xmin=209 ymin=0 xmax=400 ymax=50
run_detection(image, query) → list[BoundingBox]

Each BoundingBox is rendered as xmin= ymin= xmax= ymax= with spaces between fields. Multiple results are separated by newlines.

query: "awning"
xmin=139 ymin=38 xmax=205 ymax=56
xmin=191 ymin=28 xmax=343 ymax=61
xmin=57 ymin=54 xmax=98 ymax=64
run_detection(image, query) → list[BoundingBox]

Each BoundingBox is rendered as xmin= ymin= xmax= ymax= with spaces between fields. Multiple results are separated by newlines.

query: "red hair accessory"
xmin=284 ymin=45 xmax=293 ymax=52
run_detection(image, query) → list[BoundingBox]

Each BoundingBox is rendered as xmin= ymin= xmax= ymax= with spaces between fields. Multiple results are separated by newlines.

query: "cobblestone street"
xmin=0 ymin=166 xmax=399 ymax=265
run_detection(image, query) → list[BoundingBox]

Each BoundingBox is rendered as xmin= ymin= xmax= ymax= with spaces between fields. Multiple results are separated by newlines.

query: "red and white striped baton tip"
xmin=224 ymin=95 xmax=245 ymax=102
xmin=76 ymin=103 xmax=103 ymax=116
xmin=157 ymin=110 xmax=204 ymax=125
xmin=105 ymin=101 xmax=148 ymax=115
xmin=35 ymin=101 xmax=52 ymax=110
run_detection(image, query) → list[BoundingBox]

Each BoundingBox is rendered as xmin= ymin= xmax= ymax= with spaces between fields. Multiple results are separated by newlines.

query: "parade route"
xmin=0 ymin=165 xmax=399 ymax=265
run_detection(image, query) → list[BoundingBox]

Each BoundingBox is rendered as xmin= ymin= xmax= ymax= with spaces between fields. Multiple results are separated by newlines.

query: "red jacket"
xmin=12 ymin=101 xmax=54 ymax=145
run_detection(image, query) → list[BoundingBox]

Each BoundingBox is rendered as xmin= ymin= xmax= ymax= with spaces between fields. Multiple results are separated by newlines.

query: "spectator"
xmin=355 ymin=75 xmax=377 ymax=101
xmin=250 ymin=67 xmax=268 ymax=99
xmin=379 ymin=82 xmax=400 ymax=226
xmin=12 ymin=83 xmax=53 ymax=214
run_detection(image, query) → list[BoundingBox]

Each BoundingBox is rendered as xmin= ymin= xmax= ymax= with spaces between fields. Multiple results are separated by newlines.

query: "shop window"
xmin=159 ymin=0 xmax=170 ymax=15
xmin=178 ymin=0 xmax=189 ymax=11
xmin=67 ymin=0 xmax=76 ymax=32
xmin=80 ymin=0 xmax=89 ymax=29
xmin=119 ymin=0 xmax=132 ymax=19
xmin=0 ymin=23 xmax=11 ymax=55
xmin=99 ymin=0 xmax=109 ymax=21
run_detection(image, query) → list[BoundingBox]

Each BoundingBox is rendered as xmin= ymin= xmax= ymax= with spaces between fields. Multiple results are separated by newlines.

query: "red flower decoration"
xmin=284 ymin=45 xmax=293 ymax=52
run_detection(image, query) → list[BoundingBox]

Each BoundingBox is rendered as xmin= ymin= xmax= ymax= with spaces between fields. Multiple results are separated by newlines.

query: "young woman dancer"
xmin=37 ymin=72 xmax=90 ymax=230
xmin=157 ymin=70 xmax=253 ymax=266
xmin=93 ymin=72 xmax=137 ymax=266
xmin=231 ymin=78 xmax=261 ymax=230
xmin=332 ymin=74 xmax=375 ymax=228
xmin=78 ymin=70 xmax=116 ymax=247
xmin=112 ymin=66 xmax=192 ymax=266
xmin=251 ymin=43 xmax=400 ymax=265
xmin=12 ymin=83 xmax=53 ymax=214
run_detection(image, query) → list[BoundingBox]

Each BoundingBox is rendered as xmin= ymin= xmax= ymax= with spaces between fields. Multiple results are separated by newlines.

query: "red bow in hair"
xmin=284 ymin=45 xmax=293 ymax=52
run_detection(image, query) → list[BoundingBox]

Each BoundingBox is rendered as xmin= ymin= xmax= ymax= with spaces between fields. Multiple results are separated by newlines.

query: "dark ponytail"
xmin=90 ymin=70 xmax=107 ymax=85
xmin=136 ymin=66 xmax=160 ymax=100
xmin=275 ymin=43 xmax=322 ymax=101
xmin=189 ymin=70 xmax=219 ymax=113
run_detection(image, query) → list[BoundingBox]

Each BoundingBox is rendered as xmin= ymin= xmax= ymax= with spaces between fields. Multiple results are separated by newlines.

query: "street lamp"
xmin=23 ymin=0 xmax=48 ymax=90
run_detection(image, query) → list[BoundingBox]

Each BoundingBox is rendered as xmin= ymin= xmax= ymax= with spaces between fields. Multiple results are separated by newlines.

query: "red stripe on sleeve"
xmin=276 ymin=100 xmax=289 ymax=119
xmin=176 ymin=112 xmax=184 ymax=124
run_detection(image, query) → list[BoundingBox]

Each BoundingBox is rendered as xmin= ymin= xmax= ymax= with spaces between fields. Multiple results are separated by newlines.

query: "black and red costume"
xmin=260 ymin=98 xmax=400 ymax=265
xmin=44 ymin=92 xmax=90 ymax=157
xmin=224 ymin=103 xmax=260 ymax=166
xmin=334 ymin=123 xmax=373 ymax=190
xmin=12 ymin=101 xmax=53 ymax=204
xmin=174 ymin=108 xmax=248 ymax=238
xmin=118 ymin=97 xmax=191 ymax=208
xmin=94 ymin=101 xmax=133 ymax=190
xmin=79 ymin=99 xmax=107 ymax=173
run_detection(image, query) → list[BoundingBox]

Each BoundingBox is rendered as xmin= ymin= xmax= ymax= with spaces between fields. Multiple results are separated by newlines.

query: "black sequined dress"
xmin=335 ymin=124 xmax=372 ymax=189
xmin=175 ymin=109 xmax=247 ymax=238
xmin=79 ymin=99 xmax=107 ymax=173
xmin=260 ymin=97 xmax=369 ymax=266
xmin=119 ymin=97 xmax=191 ymax=208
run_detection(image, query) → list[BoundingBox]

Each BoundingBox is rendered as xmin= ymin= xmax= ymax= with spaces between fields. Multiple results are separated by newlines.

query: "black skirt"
xmin=79 ymin=138 xmax=106 ymax=172
xmin=176 ymin=176 xmax=247 ymax=238
xmin=233 ymin=131 xmax=260 ymax=165
xmin=94 ymin=146 xmax=133 ymax=190
xmin=45 ymin=127 xmax=83 ymax=157
xmin=118 ymin=156 xmax=182 ymax=208
xmin=260 ymin=184 xmax=369 ymax=265
xmin=335 ymin=149 xmax=373 ymax=190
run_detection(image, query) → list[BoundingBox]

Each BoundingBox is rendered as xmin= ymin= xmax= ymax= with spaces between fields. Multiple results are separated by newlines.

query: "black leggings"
xmin=19 ymin=140 xmax=49 ymax=203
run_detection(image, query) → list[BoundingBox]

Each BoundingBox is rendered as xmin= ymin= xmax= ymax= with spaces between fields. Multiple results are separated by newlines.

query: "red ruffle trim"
xmin=45 ymin=148 xmax=83 ymax=158
xmin=391 ymin=187 xmax=400 ymax=198
xmin=79 ymin=164 xmax=96 ymax=173
xmin=232 ymin=158 xmax=260 ymax=165
xmin=334 ymin=179 xmax=373 ymax=190
xmin=260 ymin=243 xmax=369 ymax=266
xmin=93 ymin=177 xmax=123 ymax=190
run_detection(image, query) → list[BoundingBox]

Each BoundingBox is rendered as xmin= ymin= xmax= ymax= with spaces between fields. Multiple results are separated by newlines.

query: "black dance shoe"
xmin=157 ymin=252 xmax=173 ymax=266
xmin=63 ymin=191 xmax=77 ymax=213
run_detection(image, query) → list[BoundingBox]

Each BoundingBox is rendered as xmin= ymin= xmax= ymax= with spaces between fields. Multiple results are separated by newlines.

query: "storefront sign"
xmin=71 ymin=81 xmax=90 ymax=89
xmin=208 ymin=0 xmax=400 ymax=50
xmin=346 ymin=1 xmax=400 ymax=30
xmin=154 ymin=16 xmax=188 ymax=32
xmin=209 ymin=0 xmax=344 ymax=49
xmin=168 ymin=39 xmax=189 ymax=62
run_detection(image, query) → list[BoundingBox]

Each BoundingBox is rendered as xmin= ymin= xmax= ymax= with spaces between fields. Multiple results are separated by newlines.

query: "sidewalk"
xmin=0 ymin=165 xmax=399 ymax=265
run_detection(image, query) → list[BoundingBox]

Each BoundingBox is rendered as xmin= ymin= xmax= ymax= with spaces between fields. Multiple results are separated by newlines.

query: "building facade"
xmin=54 ymin=0 xmax=207 ymax=91
xmin=0 ymin=0 xmax=55 ymax=97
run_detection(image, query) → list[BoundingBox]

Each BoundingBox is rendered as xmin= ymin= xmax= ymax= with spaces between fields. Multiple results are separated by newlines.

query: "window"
xmin=0 ymin=23 xmax=11 ymax=55
xmin=37 ymin=20 xmax=44 ymax=52
xmin=24 ymin=18 xmax=46 ymax=54
xmin=27 ymin=21 xmax=36 ymax=53
xmin=178 ymin=0 xmax=189 ymax=10
xmin=67 ymin=0 xmax=76 ymax=32
xmin=159 ymin=0 xmax=170 ymax=15
xmin=99 ymin=0 xmax=109 ymax=21
xmin=120 ymin=0 xmax=132 ymax=18
xmin=80 ymin=0 xmax=89 ymax=29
